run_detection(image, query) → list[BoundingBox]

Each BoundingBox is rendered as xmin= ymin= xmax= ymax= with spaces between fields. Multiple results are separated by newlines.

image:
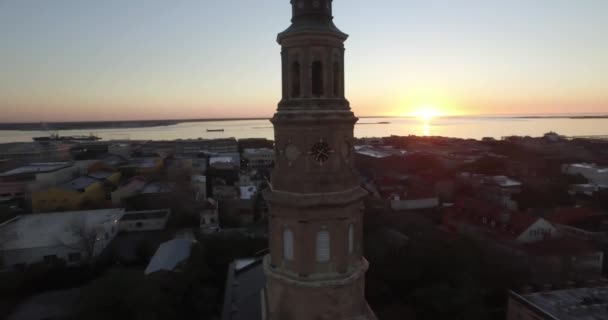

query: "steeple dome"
xmin=291 ymin=0 xmax=333 ymax=22
xmin=279 ymin=0 xmax=346 ymax=40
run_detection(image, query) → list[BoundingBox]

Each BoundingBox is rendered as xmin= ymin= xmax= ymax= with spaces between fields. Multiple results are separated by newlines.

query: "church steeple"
xmin=264 ymin=1 xmax=377 ymax=319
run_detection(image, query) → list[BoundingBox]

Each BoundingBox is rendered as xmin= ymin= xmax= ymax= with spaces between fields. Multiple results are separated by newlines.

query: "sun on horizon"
xmin=408 ymin=105 xmax=445 ymax=121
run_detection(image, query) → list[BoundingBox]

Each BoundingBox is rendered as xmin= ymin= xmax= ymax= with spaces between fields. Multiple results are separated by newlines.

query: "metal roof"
xmin=144 ymin=239 xmax=193 ymax=275
xmin=0 ymin=209 xmax=124 ymax=250
xmin=88 ymin=170 xmax=115 ymax=180
xmin=60 ymin=176 xmax=99 ymax=191
xmin=222 ymin=258 xmax=265 ymax=320
xmin=0 ymin=162 xmax=73 ymax=177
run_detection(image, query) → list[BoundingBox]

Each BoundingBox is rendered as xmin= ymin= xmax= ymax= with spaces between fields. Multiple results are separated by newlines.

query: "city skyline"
xmin=1 ymin=0 xmax=607 ymax=122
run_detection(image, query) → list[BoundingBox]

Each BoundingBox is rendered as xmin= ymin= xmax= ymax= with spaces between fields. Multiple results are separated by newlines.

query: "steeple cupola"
xmin=291 ymin=0 xmax=333 ymax=23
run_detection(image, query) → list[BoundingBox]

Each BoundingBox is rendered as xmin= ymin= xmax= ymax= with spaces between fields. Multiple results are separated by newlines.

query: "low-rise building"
xmin=213 ymin=184 xmax=239 ymax=201
xmin=119 ymin=157 xmax=164 ymax=176
xmin=100 ymin=154 xmax=128 ymax=168
xmin=199 ymin=138 xmax=239 ymax=154
xmin=563 ymin=163 xmax=608 ymax=186
xmin=0 ymin=208 xmax=124 ymax=269
xmin=32 ymin=176 xmax=106 ymax=213
xmin=108 ymin=143 xmax=132 ymax=158
xmin=200 ymin=199 xmax=220 ymax=233
xmin=521 ymin=237 xmax=604 ymax=282
xmin=507 ymin=286 xmax=608 ymax=320
xmin=0 ymin=162 xmax=77 ymax=187
xmin=219 ymin=186 xmax=258 ymax=226
xmin=111 ymin=176 xmax=147 ymax=207
xmin=458 ymin=173 xmax=522 ymax=210
xmin=118 ymin=209 xmax=171 ymax=232
xmin=210 ymin=154 xmax=240 ymax=171
xmin=123 ymin=181 xmax=176 ymax=212
xmin=443 ymin=198 xmax=559 ymax=244
xmin=547 ymin=208 xmax=608 ymax=242
xmin=243 ymin=148 xmax=274 ymax=169
xmin=0 ymin=142 xmax=72 ymax=162
xmin=192 ymin=175 xmax=207 ymax=201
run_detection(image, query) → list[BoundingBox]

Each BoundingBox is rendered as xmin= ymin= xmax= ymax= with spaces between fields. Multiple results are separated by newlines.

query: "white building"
xmin=209 ymin=154 xmax=240 ymax=170
xmin=200 ymin=199 xmax=220 ymax=233
xmin=563 ymin=163 xmax=608 ymax=186
xmin=118 ymin=209 xmax=171 ymax=232
xmin=243 ymin=148 xmax=275 ymax=168
xmin=191 ymin=175 xmax=207 ymax=201
xmin=0 ymin=208 xmax=124 ymax=269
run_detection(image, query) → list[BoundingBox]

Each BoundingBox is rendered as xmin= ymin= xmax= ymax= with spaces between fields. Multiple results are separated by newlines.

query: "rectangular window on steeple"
xmin=311 ymin=61 xmax=323 ymax=97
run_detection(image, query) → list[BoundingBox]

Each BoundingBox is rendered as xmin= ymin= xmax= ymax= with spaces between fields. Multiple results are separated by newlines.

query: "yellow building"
xmin=32 ymin=176 xmax=107 ymax=213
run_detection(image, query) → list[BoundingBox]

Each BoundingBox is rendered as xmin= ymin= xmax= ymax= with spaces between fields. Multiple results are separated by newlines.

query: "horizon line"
xmin=2 ymin=111 xmax=608 ymax=125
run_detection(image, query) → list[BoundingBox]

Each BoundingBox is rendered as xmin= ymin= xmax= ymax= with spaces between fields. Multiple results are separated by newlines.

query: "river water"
xmin=1 ymin=116 xmax=607 ymax=143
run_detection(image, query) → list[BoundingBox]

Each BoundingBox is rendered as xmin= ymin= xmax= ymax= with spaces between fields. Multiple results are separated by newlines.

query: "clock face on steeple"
xmin=309 ymin=140 xmax=333 ymax=165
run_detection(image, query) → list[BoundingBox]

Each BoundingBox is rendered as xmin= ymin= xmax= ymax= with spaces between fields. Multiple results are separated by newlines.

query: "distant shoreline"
xmin=0 ymin=115 xmax=606 ymax=131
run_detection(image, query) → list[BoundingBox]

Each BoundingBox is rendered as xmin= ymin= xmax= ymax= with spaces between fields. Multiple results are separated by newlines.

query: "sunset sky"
xmin=1 ymin=0 xmax=607 ymax=122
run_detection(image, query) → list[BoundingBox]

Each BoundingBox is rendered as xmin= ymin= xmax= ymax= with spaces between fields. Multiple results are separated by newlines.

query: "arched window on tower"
xmin=283 ymin=228 xmax=294 ymax=261
xmin=333 ymin=61 xmax=340 ymax=97
xmin=311 ymin=60 xmax=324 ymax=97
xmin=348 ymin=224 xmax=354 ymax=254
xmin=316 ymin=230 xmax=330 ymax=262
xmin=291 ymin=61 xmax=301 ymax=98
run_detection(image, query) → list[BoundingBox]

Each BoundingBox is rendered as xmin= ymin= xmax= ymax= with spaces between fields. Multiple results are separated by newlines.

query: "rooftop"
xmin=547 ymin=208 xmax=599 ymax=225
xmin=0 ymin=209 xmax=124 ymax=250
xmin=490 ymin=175 xmax=522 ymax=188
xmin=192 ymin=175 xmax=206 ymax=183
xmin=569 ymin=163 xmax=608 ymax=172
xmin=101 ymin=154 xmax=128 ymax=167
xmin=240 ymin=186 xmax=257 ymax=200
xmin=222 ymin=258 xmax=265 ymax=320
xmin=144 ymin=239 xmax=193 ymax=275
xmin=444 ymin=197 xmax=541 ymax=240
xmin=115 ymin=176 xmax=146 ymax=193
xmin=141 ymin=181 xmax=175 ymax=194
xmin=88 ymin=170 xmax=115 ymax=180
xmin=60 ymin=176 xmax=99 ymax=191
xmin=210 ymin=156 xmax=238 ymax=165
xmin=120 ymin=209 xmax=171 ymax=221
xmin=513 ymin=286 xmax=608 ymax=320
xmin=521 ymin=237 xmax=599 ymax=256
xmin=354 ymin=146 xmax=392 ymax=159
xmin=0 ymin=162 xmax=72 ymax=177
xmin=243 ymin=148 xmax=274 ymax=155
xmin=123 ymin=158 xmax=158 ymax=168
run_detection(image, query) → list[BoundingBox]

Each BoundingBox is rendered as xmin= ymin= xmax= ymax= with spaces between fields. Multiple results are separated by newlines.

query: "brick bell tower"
xmin=264 ymin=1 xmax=376 ymax=319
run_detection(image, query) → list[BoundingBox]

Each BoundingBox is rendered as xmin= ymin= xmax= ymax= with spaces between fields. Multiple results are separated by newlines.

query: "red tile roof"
xmin=442 ymin=197 xmax=540 ymax=240
xmin=546 ymin=207 xmax=598 ymax=225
